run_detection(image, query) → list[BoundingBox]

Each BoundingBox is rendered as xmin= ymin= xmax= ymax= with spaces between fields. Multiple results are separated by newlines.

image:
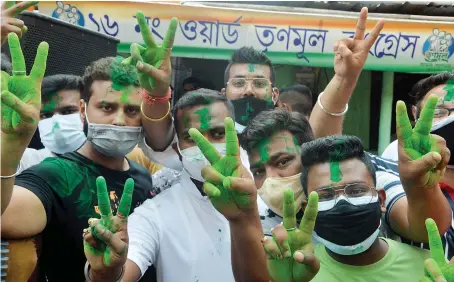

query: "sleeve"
xmin=14 ymin=159 xmax=68 ymax=223
xmin=380 ymin=140 xmax=399 ymax=162
xmin=127 ymin=148 xmax=163 ymax=175
xmin=367 ymin=152 xmax=400 ymax=176
xmin=127 ymin=199 xmax=163 ymax=277
xmin=375 ymin=171 xmax=406 ymax=227
xmin=138 ymin=136 xmax=183 ymax=172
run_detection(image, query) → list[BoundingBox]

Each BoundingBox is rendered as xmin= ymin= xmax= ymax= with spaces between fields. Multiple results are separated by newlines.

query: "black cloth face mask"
xmin=230 ymin=96 xmax=275 ymax=126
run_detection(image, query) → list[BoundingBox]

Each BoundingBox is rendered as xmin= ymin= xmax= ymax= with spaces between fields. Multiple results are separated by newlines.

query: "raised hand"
xmin=1 ymin=32 xmax=48 ymax=137
xmin=264 ymin=189 xmax=320 ymax=282
xmin=1 ymin=1 xmax=38 ymax=46
xmin=83 ymin=177 xmax=134 ymax=278
xmin=420 ymin=218 xmax=454 ymax=282
xmin=396 ymin=95 xmax=450 ymax=189
xmin=188 ymin=117 xmax=256 ymax=220
xmin=122 ymin=11 xmax=178 ymax=96
xmin=333 ymin=7 xmax=384 ymax=80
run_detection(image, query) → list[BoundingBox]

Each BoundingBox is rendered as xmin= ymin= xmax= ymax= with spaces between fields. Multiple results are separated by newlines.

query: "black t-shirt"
xmin=15 ymin=152 xmax=154 ymax=282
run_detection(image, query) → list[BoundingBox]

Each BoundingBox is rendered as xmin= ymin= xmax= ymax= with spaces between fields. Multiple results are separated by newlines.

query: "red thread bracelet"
xmin=142 ymin=87 xmax=171 ymax=105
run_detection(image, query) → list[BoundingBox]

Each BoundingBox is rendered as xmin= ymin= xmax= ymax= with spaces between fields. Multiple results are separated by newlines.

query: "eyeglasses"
xmin=227 ymin=78 xmax=271 ymax=95
xmin=315 ymin=183 xmax=378 ymax=211
xmin=434 ymin=107 xmax=454 ymax=119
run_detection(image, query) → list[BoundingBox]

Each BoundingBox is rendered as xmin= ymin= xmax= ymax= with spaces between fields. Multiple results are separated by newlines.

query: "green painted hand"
xmin=396 ymin=95 xmax=448 ymax=189
xmin=264 ymin=190 xmax=320 ymax=282
xmin=1 ymin=1 xmax=38 ymax=45
xmin=122 ymin=11 xmax=178 ymax=95
xmin=421 ymin=218 xmax=453 ymax=282
xmin=189 ymin=117 xmax=255 ymax=220
xmin=1 ymin=32 xmax=48 ymax=137
xmin=84 ymin=177 xmax=134 ymax=274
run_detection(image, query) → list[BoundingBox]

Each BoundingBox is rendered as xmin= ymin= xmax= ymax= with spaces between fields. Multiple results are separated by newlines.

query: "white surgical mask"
xmin=85 ymin=106 xmax=142 ymax=157
xmin=178 ymin=143 xmax=227 ymax=182
xmin=258 ymin=173 xmax=306 ymax=217
xmin=38 ymin=113 xmax=86 ymax=154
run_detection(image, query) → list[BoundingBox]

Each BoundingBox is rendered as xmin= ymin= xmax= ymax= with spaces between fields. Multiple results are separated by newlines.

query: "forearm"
xmin=406 ymin=186 xmax=452 ymax=242
xmin=1 ymin=134 xmax=30 ymax=214
xmin=230 ymin=211 xmax=269 ymax=282
xmin=142 ymin=101 xmax=174 ymax=151
xmin=309 ymin=74 xmax=358 ymax=138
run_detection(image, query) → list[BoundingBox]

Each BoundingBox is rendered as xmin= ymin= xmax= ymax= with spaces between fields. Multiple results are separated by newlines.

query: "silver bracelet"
xmin=84 ymin=261 xmax=125 ymax=282
xmin=317 ymin=91 xmax=348 ymax=117
xmin=1 ymin=163 xmax=22 ymax=179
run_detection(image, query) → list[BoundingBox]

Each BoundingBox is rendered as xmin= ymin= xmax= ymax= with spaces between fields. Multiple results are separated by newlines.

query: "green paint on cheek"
xmin=182 ymin=115 xmax=190 ymax=129
xmin=248 ymin=64 xmax=255 ymax=72
xmin=194 ymin=107 xmax=211 ymax=131
xmin=329 ymin=161 xmax=343 ymax=182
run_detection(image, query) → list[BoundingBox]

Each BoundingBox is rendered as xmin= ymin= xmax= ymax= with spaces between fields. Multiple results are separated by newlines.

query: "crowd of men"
xmin=1 ymin=2 xmax=454 ymax=282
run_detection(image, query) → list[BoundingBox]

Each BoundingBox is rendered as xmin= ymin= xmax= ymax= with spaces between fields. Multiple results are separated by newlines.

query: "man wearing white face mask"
xmin=20 ymin=74 xmax=86 ymax=170
xmin=86 ymin=89 xmax=250 ymax=282
xmin=1 ymin=56 xmax=156 ymax=282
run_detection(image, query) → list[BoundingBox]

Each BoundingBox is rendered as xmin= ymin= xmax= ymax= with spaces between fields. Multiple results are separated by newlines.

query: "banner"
xmin=38 ymin=1 xmax=454 ymax=73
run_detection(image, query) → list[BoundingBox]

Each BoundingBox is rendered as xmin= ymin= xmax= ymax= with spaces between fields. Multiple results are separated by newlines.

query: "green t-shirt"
xmin=312 ymin=238 xmax=429 ymax=282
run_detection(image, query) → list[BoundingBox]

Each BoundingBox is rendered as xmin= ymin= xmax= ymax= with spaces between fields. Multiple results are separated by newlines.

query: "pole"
xmin=378 ymin=71 xmax=395 ymax=155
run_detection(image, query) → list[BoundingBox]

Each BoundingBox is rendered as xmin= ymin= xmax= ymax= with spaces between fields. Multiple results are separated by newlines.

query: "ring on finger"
xmin=13 ymin=71 xmax=26 ymax=76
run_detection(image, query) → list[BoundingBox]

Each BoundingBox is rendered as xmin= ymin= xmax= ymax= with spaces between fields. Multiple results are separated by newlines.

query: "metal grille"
xmin=3 ymin=11 xmax=119 ymax=77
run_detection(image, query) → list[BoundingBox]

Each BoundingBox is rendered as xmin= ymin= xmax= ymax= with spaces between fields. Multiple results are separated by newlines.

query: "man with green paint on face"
xmin=83 ymin=89 xmax=252 ymax=282
xmin=0 ymin=44 xmax=156 ymax=281
xmin=260 ymin=135 xmax=430 ymax=282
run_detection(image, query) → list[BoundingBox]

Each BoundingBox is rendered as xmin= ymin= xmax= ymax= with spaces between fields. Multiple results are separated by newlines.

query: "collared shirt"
xmin=127 ymin=171 xmax=235 ymax=282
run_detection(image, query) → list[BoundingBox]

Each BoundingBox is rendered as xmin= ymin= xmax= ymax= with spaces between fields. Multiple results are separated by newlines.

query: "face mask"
xmin=38 ymin=113 xmax=86 ymax=154
xmin=85 ymin=106 xmax=142 ymax=157
xmin=431 ymin=115 xmax=454 ymax=168
xmin=178 ymin=143 xmax=227 ymax=182
xmin=312 ymin=197 xmax=381 ymax=256
xmin=231 ymin=96 xmax=275 ymax=126
xmin=258 ymin=173 xmax=305 ymax=217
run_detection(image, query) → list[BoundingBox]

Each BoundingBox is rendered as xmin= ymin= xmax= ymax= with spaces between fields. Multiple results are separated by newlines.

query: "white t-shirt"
xmin=381 ymin=140 xmax=398 ymax=161
xmin=20 ymin=147 xmax=55 ymax=171
xmin=127 ymin=171 xmax=235 ymax=282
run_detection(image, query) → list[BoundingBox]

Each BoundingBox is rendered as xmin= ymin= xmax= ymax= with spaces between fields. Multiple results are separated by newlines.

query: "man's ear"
xmin=79 ymin=99 xmax=86 ymax=123
xmin=378 ymin=189 xmax=386 ymax=213
xmin=221 ymin=88 xmax=226 ymax=95
xmin=272 ymin=87 xmax=279 ymax=105
xmin=300 ymin=199 xmax=308 ymax=212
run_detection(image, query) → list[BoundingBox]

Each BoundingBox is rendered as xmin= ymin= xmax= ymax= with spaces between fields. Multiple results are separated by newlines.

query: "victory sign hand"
xmin=419 ymin=219 xmax=454 ymax=282
xmin=122 ymin=11 xmax=178 ymax=96
xmin=396 ymin=95 xmax=450 ymax=190
xmin=189 ymin=117 xmax=256 ymax=221
xmin=334 ymin=7 xmax=384 ymax=80
xmin=263 ymin=190 xmax=320 ymax=282
xmin=1 ymin=1 xmax=38 ymax=46
xmin=84 ymin=177 xmax=134 ymax=278
xmin=1 ymin=33 xmax=48 ymax=138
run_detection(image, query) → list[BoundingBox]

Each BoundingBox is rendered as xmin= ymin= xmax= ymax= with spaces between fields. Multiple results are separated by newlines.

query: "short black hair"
xmin=279 ymin=84 xmax=313 ymax=116
xmin=1 ymin=53 xmax=12 ymax=74
xmin=183 ymin=76 xmax=201 ymax=88
xmin=41 ymin=74 xmax=83 ymax=102
xmin=224 ymin=46 xmax=275 ymax=85
xmin=300 ymin=135 xmax=376 ymax=195
xmin=172 ymin=88 xmax=235 ymax=135
xmin=410 ymin=72 xmax=454 ymax=106
xmin=82 ymin=56 xmax=139 ymax=102
xmin=240 ymin=108 xmax=314 ymax=153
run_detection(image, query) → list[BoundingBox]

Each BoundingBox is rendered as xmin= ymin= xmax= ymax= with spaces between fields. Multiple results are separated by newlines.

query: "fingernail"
xmin=136 ymin=62 xmax=143 ymax=69
xmin=283 ymin=250 xmax=291 ymax=258
xmin=294 ymin=251 xmax=304 ymax=262
xmin=271 ymin=228 xmax=274 ymax=232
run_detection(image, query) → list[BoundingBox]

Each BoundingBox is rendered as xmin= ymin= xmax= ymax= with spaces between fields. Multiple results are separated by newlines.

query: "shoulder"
xmin=381 ymin=140 xmax=399 ymax=161
xmin=21 ymin=148 xmax=54 ymax=170
xmin=385 ymin=238 xmax=430 ymax=259
xmin=367 ymin=152 xmax=399 ymax=176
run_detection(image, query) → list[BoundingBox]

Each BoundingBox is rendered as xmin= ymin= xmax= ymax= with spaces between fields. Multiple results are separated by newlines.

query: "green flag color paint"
xmin=194 ymin=107 xmax=211 ymax=131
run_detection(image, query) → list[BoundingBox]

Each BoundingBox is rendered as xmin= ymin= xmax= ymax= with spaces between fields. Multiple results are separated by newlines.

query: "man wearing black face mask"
xmin=265 ymin=136 xmax=430 ymax=281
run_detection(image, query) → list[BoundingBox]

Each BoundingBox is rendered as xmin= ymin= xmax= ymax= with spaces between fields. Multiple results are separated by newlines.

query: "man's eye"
xmin=101 ymin=105 xmax=112 ymax=111
xmin=277 ymin=158 xmax=291 ymax=167
xmin=61 ymin=109 xmax=77 ymax=115
xmin=232 ymin=79 xmax=246 ymax=88
xmin=40 ymin=113 xmax=53 ymax=119
xmin=253 ymin=170 xmax=265 ymax=178
xmin=183 ymin=135 xmax=194 ymax=143
xmin=126 ymin=107 xmax=139 ymax=115
xmin=253 ymin=79 xmax=268 ymax=88
xmin=211 ymin=131 xmax=225 ymax=139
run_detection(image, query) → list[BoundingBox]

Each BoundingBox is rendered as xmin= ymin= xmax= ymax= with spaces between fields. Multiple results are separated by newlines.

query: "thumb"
xmin=412 ymin=152 xmax=442 ymax=174
xmin=293 ymin=250 xmax=320 ymax=277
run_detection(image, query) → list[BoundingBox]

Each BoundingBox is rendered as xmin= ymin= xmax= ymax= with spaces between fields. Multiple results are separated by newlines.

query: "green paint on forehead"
xmin=120 ymin=89 xmax=130 ymax=104
xmin=182 ymin=114 xmax=190 ymax=129
xmin=256 ymin=139 xmax=271 ymax=162
xmin=194 ymin=107 xmax=211 ymax=131
xmin=248 ymin=63 xmax=255 ymax=72
xmin=42 ymin=92 xmax=59 ymax=112
xmin=329 ymin=162 xmax=343 ymax=182
xmin=274 ymin=134 xmax=297 ymax=154
xmin=443 ymin=77 xmax=454 ymax=102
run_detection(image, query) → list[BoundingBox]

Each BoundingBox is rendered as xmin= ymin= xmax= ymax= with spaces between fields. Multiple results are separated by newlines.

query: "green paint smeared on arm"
xmin=194 ymin=107 xmax=211 ymax=131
